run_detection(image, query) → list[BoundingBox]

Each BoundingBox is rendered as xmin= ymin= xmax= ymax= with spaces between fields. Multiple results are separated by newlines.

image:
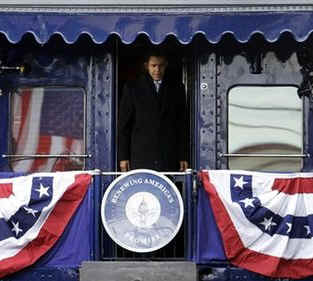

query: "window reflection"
xmin=10 ymin=87 xmax=85 ymax=173
xmin=228 ymin=86 xmax=302 ymax=171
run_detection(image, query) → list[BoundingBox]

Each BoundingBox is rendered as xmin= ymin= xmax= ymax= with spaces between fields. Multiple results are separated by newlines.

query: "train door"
xmin=197 ymin=35 xmax=310 ymax=172
xmin=99 ymin=36 xmax=195 ymax=260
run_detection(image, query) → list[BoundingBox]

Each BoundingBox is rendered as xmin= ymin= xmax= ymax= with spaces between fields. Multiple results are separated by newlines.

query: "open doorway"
xmin=114 ymin=35 xmax=193 ymax=259
xmin=116 ymin=35 xmax=191 ymax=172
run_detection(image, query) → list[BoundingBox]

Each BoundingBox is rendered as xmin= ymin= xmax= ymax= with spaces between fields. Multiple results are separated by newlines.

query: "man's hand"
xmin=179 ymin=161 xmax=188 ymax=172
xmin=120 ymin=160 xmax=130 ymax=172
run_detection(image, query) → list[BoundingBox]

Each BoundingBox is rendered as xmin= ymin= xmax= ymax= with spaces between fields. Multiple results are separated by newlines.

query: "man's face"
xmin=145 ymin=56 xmax=168 ymax=81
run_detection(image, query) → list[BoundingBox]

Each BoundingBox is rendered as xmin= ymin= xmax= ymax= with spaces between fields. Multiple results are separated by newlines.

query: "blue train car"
xmin=1 ymin=1 xmax=313 ymax=281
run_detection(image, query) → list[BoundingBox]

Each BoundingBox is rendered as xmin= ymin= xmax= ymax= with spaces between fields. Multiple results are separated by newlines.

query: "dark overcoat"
xmin=118 ymin=73 xmax=188 ymax=171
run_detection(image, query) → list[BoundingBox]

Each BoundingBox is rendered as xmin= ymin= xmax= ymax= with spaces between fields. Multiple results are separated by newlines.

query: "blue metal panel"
xmin=198 ymin=53 xmax=217 ymax=170
xmin=92 ymin=174 xmax=103 ymax=260
xmin=93 ymin=54 xmax=115 ymax=172
xmin=0 ymin=93 xmax=9 ymax=171
xmin=100 ymin=175 xmax=119 ymax=258
xmin=185 ymin=171 xmax=195 ymax=260
xmin=0 ymin=12 xmax=313 ymax=44
xmin=305 ymin=106 xmax=313 ymax=171
xmin=1 ymin=267 xmax=79 ymax=281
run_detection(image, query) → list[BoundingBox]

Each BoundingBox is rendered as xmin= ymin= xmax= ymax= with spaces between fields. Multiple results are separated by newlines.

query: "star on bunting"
xmin=260 ymin=217 xmax=277 ymax=231
xmin=233 ymin=176 xmax=248 ymax=189
xmin=286 ymin=222 xmax=292 ymax=234
xmin=11 ymin=221 xmax=23 ymax=236
xmin=24 ymin=206 xmax=39 ymax=217
xmin=239 ymin=198 xmax=255 ymax=208
xmin=35 ymin=183 xmax=50 ymax=198
xmin=304 ymin=225 xmax=311 ymax=236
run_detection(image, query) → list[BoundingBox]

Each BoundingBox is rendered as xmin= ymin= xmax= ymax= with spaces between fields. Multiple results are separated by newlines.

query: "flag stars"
xmin=233 ymin=176 xmax=248 ymax=189
xmin=240 ymin=198 xmax=255 ymax=208
xmin=24 ymin=206 xmax=38 ymax=217
xmin=35 ymin=183 xmax=50 ymax=198
xmin=304 ymin=225 xmax=311 ymax=236
xmin=286 ymin=222 xmax=292 ymax=234
xmin=11 ymin=221 xmax=23 ymax=236
xmin=260 ymin=217 xmax=277 ymax=231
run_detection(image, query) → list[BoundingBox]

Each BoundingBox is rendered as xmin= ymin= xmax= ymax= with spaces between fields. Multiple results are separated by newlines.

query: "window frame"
xmin=226 ymin=84 xmax=305 ymax=172
xmin=8 ymin=85 xmax=87 ymax=172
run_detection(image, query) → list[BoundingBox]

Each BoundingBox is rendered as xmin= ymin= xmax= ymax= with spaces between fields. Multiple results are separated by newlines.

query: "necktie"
xmin=154 ymin=80 xmax=161 ymax=93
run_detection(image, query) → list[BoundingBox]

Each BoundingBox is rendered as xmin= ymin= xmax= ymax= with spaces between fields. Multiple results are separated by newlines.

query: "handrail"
xmin=98 ymin=169 xmax=194 ymax=176
xmin=2 ymin=154 xmax=91 ymax=158
xmin=219 ymin=153 xmax=310 ymax=158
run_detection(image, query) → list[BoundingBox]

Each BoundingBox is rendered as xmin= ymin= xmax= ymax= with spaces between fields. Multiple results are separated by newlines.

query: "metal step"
xmin=80 ymin=261 xmax=197 ymax=281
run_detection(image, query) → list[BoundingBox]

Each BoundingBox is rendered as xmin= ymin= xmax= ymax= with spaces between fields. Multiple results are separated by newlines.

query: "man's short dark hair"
xmin=144 ymin=48 xmax=168 ymax=63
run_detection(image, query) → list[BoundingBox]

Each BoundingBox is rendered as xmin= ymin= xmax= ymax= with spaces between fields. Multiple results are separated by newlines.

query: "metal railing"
xmin=98 ymin=170 xmax=196 ymax=261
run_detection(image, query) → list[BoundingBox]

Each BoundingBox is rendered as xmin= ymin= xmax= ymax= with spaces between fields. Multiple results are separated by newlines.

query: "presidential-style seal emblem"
xmin=101 ymin=169 xmax=184 ymax=253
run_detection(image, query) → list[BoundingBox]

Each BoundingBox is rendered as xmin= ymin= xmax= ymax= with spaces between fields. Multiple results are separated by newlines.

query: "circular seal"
xmin=101 ymin=169 xmax=184 ymax=253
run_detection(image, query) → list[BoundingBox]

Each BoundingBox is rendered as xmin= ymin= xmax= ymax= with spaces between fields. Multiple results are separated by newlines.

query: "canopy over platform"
xmin=0 ymin=8 xmax=313 ymax=44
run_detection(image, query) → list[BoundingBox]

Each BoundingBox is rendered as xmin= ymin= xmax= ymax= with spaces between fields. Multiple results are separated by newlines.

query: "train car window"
xmin=10 ymin=87 xmax=85 ymax=173
xmin=228 ymin=86 xmax=302 ymax=172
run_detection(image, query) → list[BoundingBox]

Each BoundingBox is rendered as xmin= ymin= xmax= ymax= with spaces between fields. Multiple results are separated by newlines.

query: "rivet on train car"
xmin=201 ymin=83 xmax=208 ymax=90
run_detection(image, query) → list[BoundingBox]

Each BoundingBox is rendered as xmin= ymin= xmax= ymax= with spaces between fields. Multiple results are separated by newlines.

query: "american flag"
xmin=200 ymin=170 xmax=313 ymax=279
xmin=0 ymin=171 xmax=92 ymax=278
xmin=12 ymin=87 xmax=84 ymax=173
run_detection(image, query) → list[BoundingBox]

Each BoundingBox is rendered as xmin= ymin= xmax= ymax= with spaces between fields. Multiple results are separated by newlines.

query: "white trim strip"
xmin=0 ymin=5 xmax=313 ymax=13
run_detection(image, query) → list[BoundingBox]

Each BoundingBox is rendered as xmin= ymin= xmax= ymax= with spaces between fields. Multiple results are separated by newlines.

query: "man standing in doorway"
xmin=118 ymin=48 xmax=189 ymax=172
